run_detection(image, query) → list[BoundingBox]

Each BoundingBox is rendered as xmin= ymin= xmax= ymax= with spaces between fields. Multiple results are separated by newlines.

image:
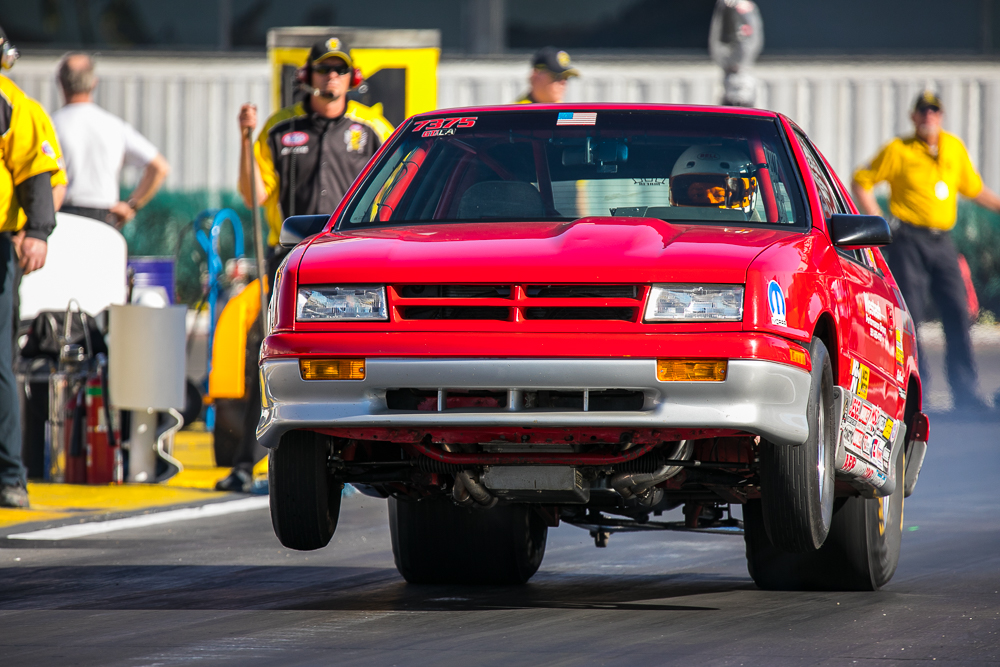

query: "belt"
xmin=898 ymin=220 xmax=949 ymax=236
xmin=61 ymin=205 xmax=115 ymax=225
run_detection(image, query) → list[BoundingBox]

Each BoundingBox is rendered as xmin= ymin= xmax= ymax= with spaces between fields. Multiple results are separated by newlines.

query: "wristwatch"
xmin=127 ymin=197 xmax=140 ymax=211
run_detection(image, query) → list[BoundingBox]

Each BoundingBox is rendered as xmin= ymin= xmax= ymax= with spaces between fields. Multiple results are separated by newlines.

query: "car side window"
xmin=794 ymin=130 xmax=840 ymax=221
xmin=794 ymin=130 xmax=879 ymax=270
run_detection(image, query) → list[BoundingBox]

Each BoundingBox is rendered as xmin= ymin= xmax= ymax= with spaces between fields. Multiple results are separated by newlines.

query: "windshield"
xmin=339 ymin=110 xmax=806 ymax=229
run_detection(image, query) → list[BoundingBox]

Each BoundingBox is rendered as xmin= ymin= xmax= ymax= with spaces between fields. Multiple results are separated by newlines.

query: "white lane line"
xmin=5 ymin=496 xmax=270 ymax=541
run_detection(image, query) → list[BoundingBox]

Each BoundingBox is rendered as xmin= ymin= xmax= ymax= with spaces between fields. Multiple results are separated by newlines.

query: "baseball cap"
xmin=913 ymin=90 xmax=943 ymax=112
xmin=308 ymin=37 xmax=352 ymax=69
xmin=531 ymin=46 xmax=578 ymax=79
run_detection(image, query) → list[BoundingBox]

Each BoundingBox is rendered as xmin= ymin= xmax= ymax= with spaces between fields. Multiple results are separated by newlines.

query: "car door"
xmin=794 ymin=131 xmax=900 ymax=415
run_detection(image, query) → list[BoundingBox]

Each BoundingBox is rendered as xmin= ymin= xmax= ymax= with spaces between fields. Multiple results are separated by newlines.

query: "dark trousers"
xmin=232 ymin=248 xmax=287 ymax=471
xmin=0 ymin=235 xmax=23 ymax=486
xmin=886 ymin=223 xmax=978 ymax=405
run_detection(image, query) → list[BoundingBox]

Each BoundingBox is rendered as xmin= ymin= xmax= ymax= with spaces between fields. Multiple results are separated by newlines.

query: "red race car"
xmin=261 ymin=104 xmax=930 ymax=591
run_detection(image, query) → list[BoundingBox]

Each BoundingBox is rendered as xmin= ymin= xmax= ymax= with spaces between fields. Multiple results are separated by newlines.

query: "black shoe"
xmin=0 ymin=483 xmax=29 ymax=508
xmin=215 ymin=469 xmax=253 ymax=493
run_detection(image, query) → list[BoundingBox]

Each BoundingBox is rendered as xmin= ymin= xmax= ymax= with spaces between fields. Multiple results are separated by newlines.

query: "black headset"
xmin=0 ymin=26 xmax=18 ymax=71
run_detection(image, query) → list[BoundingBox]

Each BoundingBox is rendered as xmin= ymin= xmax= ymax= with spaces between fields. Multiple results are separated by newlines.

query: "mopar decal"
xmin=767 ymin=280 xmax=786 ymax=327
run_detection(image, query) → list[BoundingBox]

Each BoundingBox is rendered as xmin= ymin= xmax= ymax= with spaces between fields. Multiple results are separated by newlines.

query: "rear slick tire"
xmin=758 ymin=337 xmax=836 ymax=552
xmin=389 ymin=497 xmax=547 ymax=585
xmin=269 ymin=430 xmax=342 ymax=551
xmin=744 ymin=427 xmax=905 ymax=591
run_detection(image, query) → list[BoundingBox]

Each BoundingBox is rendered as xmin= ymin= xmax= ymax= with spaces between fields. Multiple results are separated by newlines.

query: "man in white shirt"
xmin=51 ymin=53 xmax=169 ymax=227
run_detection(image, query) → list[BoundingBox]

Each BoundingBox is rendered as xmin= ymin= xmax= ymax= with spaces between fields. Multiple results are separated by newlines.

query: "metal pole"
xmin=245 ymin=126 xmax=270 ymax=333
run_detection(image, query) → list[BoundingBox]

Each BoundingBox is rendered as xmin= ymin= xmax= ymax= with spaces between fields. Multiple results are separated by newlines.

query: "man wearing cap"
xmin=0 ymin=25 xmax=65 ymax=507
xmin=221 ymin=38 xmax=393 ymax=492
xmin=852 ymin=91 xmax=1000 ymax=413
xmin=514 ymin=47 xmax=578 ymax=104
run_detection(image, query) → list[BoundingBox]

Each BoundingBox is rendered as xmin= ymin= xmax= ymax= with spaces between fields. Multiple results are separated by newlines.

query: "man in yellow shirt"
xmin=852 ymin=91 xmax=1000 ymax=413
xmin=514 ymin=47 xmax=578 ymax=104
xmin=0 ymin=26 xmax=64 ymax=507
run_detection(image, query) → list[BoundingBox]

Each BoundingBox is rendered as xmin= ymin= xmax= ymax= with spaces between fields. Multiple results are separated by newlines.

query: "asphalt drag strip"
xmin=0 ymin=412 xmax=997 ymax=665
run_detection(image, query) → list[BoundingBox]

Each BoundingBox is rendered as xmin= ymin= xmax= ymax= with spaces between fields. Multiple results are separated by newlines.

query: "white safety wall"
xmin=11 ymin=55 xmax=1000 ymax=193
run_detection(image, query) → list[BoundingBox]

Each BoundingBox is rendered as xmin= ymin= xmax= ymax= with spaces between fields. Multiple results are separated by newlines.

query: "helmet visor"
xmin=671 ymin=173 xmax=755 ymax=209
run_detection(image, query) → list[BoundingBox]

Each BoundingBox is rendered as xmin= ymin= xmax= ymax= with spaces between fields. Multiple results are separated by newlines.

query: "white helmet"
xmin=670 ymin=144 xmax=757 ymax=211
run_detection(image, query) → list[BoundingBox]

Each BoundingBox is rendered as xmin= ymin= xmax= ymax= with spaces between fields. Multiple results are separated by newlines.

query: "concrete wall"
xmin=11 ymin=55 xmax=1000 ymax=194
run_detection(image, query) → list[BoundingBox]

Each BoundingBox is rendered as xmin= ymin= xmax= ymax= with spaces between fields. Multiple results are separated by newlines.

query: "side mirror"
xmin=828 ymin=213 xmax=892 ymax=248
xmin=279 ymin=214 xmax=330 ymax=248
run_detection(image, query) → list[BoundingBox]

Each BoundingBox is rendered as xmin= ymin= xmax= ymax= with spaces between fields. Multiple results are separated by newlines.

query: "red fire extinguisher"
xmin=85 ymin=363 xmax=121 ymax=484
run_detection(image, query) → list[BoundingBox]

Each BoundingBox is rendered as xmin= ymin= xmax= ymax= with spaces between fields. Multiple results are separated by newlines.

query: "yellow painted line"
xmin=164 ymin=467 xmax=232 ymax=491
xmin=173 ymin=430 xmax=217 ymax=468
xmin=0 ymin=482 xmax=224 ymax=530
xmin=0 ymin=428 xmax=266 ymax=530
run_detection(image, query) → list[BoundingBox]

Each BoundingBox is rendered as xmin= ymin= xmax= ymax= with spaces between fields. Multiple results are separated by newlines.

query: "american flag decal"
xmin=556 ymin=112 xmax=597 ymax=126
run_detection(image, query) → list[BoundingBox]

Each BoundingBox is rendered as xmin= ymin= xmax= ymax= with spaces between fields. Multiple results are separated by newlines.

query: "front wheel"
xmin=389 ymin=497 xmax=547 ymax=585
xmin=744 ymin=442 xmax=904 ymax=591
xmin=758 ymin=336 xmax=836 ymax=552
xmin=269 ymin=430 xmax=342 ymax=551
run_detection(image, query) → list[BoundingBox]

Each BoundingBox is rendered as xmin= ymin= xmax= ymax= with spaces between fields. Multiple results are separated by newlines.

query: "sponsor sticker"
xmin=882 ymin=417 xmax=894 ymax=440
xmin=843 ymin=453 xmax=857 ymax=471
xmin=556 ymin=112 xmax=597 ymax=126
xmin=412 ymin=117 xmax=477 ymax=135
xmin=767 ymin=280 xmax=786 ymax=327
xmin=850 ymin=359 xmax=870 ymax=400
xmin=344 ymin=123 xmax=367 ymax=152
xmin=281 ymin=131 xmax=309 ymax=147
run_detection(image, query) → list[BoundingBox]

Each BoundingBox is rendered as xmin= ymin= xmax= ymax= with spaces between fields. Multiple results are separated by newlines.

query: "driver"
xmin=670 ymin=145 xmax=758 ymax=213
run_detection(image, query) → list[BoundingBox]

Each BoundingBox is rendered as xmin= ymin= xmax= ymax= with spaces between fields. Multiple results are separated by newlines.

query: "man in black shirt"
xmin=218 ymin=38 xmax=392 ymax=492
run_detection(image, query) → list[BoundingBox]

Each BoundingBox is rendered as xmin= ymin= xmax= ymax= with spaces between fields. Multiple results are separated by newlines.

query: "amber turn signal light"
xmin=299 ymin=358 xmax=366 ymax=380
xmin=656 ymin=359 xmax=728 ymax=382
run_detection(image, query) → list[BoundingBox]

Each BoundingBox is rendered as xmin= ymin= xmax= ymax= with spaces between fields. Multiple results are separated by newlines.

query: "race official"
xmin=852 ymin=91 xmax=1000 ymax=413
xmin=0 ymin=27 xmax=63 ymax=508
xmin=52 ymin=53 xmax=169 ymax=228
xmin=514 ymin=47 xmax=578 ymax=104
xmin=219 ymin=37 xmax=392 ymax=492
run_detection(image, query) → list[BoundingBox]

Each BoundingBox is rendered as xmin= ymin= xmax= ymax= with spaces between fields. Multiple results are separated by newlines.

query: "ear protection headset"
xmin=0 ymin=27 xmax=18 ymax=70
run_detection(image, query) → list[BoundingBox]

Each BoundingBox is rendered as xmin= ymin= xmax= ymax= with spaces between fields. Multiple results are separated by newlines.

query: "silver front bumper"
xmin=257 ymin=358 xmax=812 ymax=449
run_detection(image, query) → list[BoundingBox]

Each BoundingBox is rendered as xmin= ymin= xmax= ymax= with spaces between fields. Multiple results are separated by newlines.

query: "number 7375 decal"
xmin=412 ymin=117 xmax=478 ymax=137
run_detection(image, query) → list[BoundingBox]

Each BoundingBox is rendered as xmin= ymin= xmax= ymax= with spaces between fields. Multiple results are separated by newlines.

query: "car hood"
xmin=297 ymin=217 xmax=799 ymax=285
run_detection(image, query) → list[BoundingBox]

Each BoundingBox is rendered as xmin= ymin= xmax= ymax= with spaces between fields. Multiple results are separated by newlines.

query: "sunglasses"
xmin=916 ymin=105 xmax=941 ymax=114
xmin=313 ymin=63 xmax=350 ymax=76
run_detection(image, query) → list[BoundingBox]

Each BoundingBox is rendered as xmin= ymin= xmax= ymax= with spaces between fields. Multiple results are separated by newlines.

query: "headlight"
xmin=296 ymin=285 xmax=388 ymax=321
xmin=644 ymin=284 xmax=744 ymax=321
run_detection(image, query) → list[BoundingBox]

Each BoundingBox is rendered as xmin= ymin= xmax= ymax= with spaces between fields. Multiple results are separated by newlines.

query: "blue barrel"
xmin=128 ymin=256 xmax=176 ymax=305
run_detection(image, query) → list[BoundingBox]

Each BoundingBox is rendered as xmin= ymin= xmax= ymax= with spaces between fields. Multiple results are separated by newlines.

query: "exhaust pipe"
xmin=611 ymin=440 xmax=693 ymax=508
xmin=453 ymin=470 xmax=497 ymax=509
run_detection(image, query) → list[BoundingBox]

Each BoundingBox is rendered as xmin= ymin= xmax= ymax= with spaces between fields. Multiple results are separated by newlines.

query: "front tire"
xmin=745 ymin=434 xmax=905 ymax=591
xmin=389 ymin=497 xmax=547 ymax=585
xmin=269 ymin=430 xmax=342 ymax=551
xmin=759 ymin=337 xmax=836 ymax=552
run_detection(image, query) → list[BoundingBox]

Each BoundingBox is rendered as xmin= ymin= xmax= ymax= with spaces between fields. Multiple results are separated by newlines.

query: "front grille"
xmin=525 ymin=285 xmax=638 ymax=299
xmin=399 ymin=285 xmax=511 ymax=299
xmin=524 ymin=307 xmax=635 ymax=321
xmin=400 ymin=306 xmax=510 ymax=320
xmin=386 ymin=388 xmax=645 ymax=412
xmin=390 ymin=284 xmax=644 ymax=324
